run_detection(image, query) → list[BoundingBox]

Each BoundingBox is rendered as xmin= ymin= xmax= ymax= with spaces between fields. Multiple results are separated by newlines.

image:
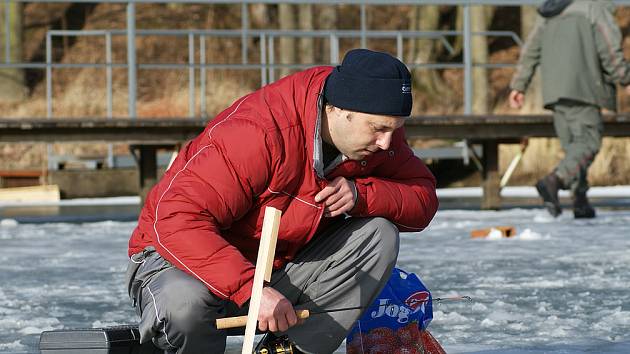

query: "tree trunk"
xmin=298 ymin=5 xmax=314 ymax=65
xmin=471 ymin=5 xmax=495 ymax=114
xmin=250 ymin=3 xmax=269 ymax=62
xmin=278 ymin=4 xmax=296 ymax=78
xmin=204 ymin=7 xmax=218 ymax=57
xmin=317 ymin=5 xmax=337 ymax=63
xmin=452 ymin=6 xmax=463 ymax=59
xmin=250 ymin=4 xmax=270 ymax=30
xmin=520 ymin=5 xmax=545 ymax=113
xmin=452 ymin=5 xmax=494 ymax=58
xmin=0 ymin=1 xmax=26 ymax=102
xmin=408 ymin=5 xmax=453 ymax=110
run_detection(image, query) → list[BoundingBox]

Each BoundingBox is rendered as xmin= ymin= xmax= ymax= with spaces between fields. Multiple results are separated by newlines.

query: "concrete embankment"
xmin=47 ymin=168 xmax=166 ymax=199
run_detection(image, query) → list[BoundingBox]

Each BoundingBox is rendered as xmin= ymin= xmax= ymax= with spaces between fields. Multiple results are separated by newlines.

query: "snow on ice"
xmin=0 ymin=195 xmax=629 ymax=353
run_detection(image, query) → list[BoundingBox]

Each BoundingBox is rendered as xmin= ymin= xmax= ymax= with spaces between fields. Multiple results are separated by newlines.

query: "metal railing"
xmin=31 ymin=28 xmax=521 ymax=119
xmin=2 ymin=0 xmax=630 ymax=119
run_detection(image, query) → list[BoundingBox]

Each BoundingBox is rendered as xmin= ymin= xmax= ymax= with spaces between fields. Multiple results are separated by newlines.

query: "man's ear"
xmin=325 ymin=103 xmax=335 ymax=114
xmin=326 ymin=105 xmax=346 ymax=119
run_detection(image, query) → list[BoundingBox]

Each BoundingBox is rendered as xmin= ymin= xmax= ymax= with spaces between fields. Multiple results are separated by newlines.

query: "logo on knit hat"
xmin=402 ymin=83 xmax=411 ymax=94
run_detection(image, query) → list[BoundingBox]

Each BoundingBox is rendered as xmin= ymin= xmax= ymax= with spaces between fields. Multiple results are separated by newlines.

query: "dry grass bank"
xmin=1 ymin=3 xmax=629 ymax=186
xmin=500 ymin=137 xmax=630 ymax=187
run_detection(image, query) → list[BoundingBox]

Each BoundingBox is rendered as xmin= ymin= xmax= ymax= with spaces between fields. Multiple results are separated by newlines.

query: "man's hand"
xmin=625 ymin=85 xmax=630 ymax=95
xmin=509 ymin=90 xmax=525 ymax=109
xmin=257 ymin=287 xmax=298 ymax=332
xmin=315 ymin=176 xmax=357 ymax=217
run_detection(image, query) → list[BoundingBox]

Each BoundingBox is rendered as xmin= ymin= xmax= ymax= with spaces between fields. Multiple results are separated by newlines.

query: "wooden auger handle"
xmin=216 ymin=309 xmax=310 ymax=329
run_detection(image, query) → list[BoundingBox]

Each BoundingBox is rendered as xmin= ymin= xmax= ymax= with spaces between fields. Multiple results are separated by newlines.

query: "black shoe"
xmin=254 ymin=333 xmax=303 ymax=354
xmin=573 ymin=193 xmax=596 ymax=219
xmin=535 ymin=174 xmax=562 ymax=217
xmin=574 ymin=205 xmax=596 ymax=219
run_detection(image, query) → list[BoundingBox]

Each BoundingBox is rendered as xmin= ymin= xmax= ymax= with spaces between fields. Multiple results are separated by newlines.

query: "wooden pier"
xmin=2 ymin=115 xmax=630 ymax=208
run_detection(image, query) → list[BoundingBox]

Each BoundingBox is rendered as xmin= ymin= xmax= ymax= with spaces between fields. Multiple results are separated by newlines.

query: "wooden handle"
xmin=216 ymin=309 xmax=310 ymax=330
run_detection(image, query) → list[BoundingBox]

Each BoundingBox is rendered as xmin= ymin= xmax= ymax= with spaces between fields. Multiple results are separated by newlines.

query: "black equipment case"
xmin=39 ymin=325 xmax=161 ymax=354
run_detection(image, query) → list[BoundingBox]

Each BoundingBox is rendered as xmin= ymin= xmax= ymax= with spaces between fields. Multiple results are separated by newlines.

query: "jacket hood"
xmin=603 ymin=0 xmax=616 ymax=14
xmin=538 ymin=0 xmax=573 ymax=17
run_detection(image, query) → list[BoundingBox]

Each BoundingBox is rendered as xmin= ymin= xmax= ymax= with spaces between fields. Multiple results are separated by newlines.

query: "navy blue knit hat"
xmin=324 ymin=49 xmax=412 ymax=116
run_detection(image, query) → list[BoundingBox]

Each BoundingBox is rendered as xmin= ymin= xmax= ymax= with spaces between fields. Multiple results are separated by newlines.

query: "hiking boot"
xmin=573 ymin=192 xmax=596 ymax=219
xmin=254 ymin=333 xmax=303 ymax=354
xmin=535 ymin=174 xmax=562 ymax=217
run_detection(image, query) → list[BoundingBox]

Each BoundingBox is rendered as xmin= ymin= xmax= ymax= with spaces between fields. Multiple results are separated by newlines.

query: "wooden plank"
xmin=0 ymin=185 xmax=60 ymax=202
xmin=0 ymin=119 xmax=206 ymax=143
xmin=216 ymin=309 xmax=309 ymax=330
xmin=136 ymin=145 xmax=158 ymax=203
xmin=481 ymin=141 xmax=500 ymax=210
xmin=2 ymin=114 xmax=630 ymax=142
xmin=0 ymin=170 xmax=42 ymax=177
xmin=0 ymin=170 xmax=43 ymax=188
xmin=242 ymin=206 xmax=282 ymax=354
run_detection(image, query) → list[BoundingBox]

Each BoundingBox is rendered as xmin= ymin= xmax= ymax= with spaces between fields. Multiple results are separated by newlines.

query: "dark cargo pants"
xmin=552 ymin=99 xmax=603 ymax=196
xmin=125 ymin=217 xmax=399 ymax=354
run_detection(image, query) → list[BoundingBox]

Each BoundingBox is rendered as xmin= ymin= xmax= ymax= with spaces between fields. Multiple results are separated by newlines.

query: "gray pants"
xmin=125 ymin=217 xmax=399 ymax=354
xmin=552 ymin=99 xmax=603 ymax=196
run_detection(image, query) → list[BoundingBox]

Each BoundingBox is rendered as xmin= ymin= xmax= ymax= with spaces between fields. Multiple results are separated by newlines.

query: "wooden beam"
xmin=0 ymin=119 xmax=206 ymax=143
xmin=216 ymin=309 xmax=309 ymax=330
xmin=481 ymin=140 xmax=500 ymax=210
xmin=139 ymin=146 xmax=157 ymax=203
xmin=242 ymin=206 xmax=282 ymax=354
xmin=0 ymin=184 xmax=60 ymax=202
xmin=2 ymin=115 xmax=630 ymax=143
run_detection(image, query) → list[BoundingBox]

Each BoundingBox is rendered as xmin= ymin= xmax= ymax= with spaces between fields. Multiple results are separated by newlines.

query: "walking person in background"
xmin=125 ymin=49 xmax=438 ymax=354
xmin=509 ymin=0 xmax=630 ymax=218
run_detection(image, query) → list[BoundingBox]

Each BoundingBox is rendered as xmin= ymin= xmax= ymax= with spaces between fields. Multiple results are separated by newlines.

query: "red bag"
xmin=346 ymin=268 xmax=446 ymax=354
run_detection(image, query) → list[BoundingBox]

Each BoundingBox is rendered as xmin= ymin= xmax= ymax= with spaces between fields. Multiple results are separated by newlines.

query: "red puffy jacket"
xmin=128 ymin=67 xmax=438 ymax=306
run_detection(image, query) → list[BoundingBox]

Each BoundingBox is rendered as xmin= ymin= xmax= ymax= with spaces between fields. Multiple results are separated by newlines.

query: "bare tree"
xmin=0 ymin=1 xmax=26 ymax=102
xmin=408 ymin=5 xmax=453 ymax=110
xmin=204 ymin=6 xmax=219 ymax=58
xmin=278 ymin=4 xmax=296 ymax=78
xmin=250 ymin=3 xmax=270 ymax=29
xmin=317 ymin=5 xmax=337 ymax=64
xmin=471 ymin=5 xmax=494 ymax=114
xmin=298 ymin=5 xmax=314 ymax=65
xmin=249 ymin=3 xmax=270 ymax=66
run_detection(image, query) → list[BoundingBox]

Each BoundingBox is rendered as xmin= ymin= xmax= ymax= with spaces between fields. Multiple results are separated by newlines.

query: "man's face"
xmin=327 ymin=107 xmax=406 ymax=161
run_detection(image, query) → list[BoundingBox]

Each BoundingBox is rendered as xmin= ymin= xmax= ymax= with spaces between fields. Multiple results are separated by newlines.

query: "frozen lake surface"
xmin=1 ymin=203 xmax=629 ymax=353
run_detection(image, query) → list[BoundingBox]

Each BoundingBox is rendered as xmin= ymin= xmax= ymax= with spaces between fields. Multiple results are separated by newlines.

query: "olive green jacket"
xmin=510 ymin=0 xmax=630 ymax=111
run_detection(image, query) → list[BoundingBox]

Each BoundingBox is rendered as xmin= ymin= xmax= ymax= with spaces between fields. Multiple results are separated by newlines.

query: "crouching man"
xmin=125 ymin=49 xmax=438 ymax=354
